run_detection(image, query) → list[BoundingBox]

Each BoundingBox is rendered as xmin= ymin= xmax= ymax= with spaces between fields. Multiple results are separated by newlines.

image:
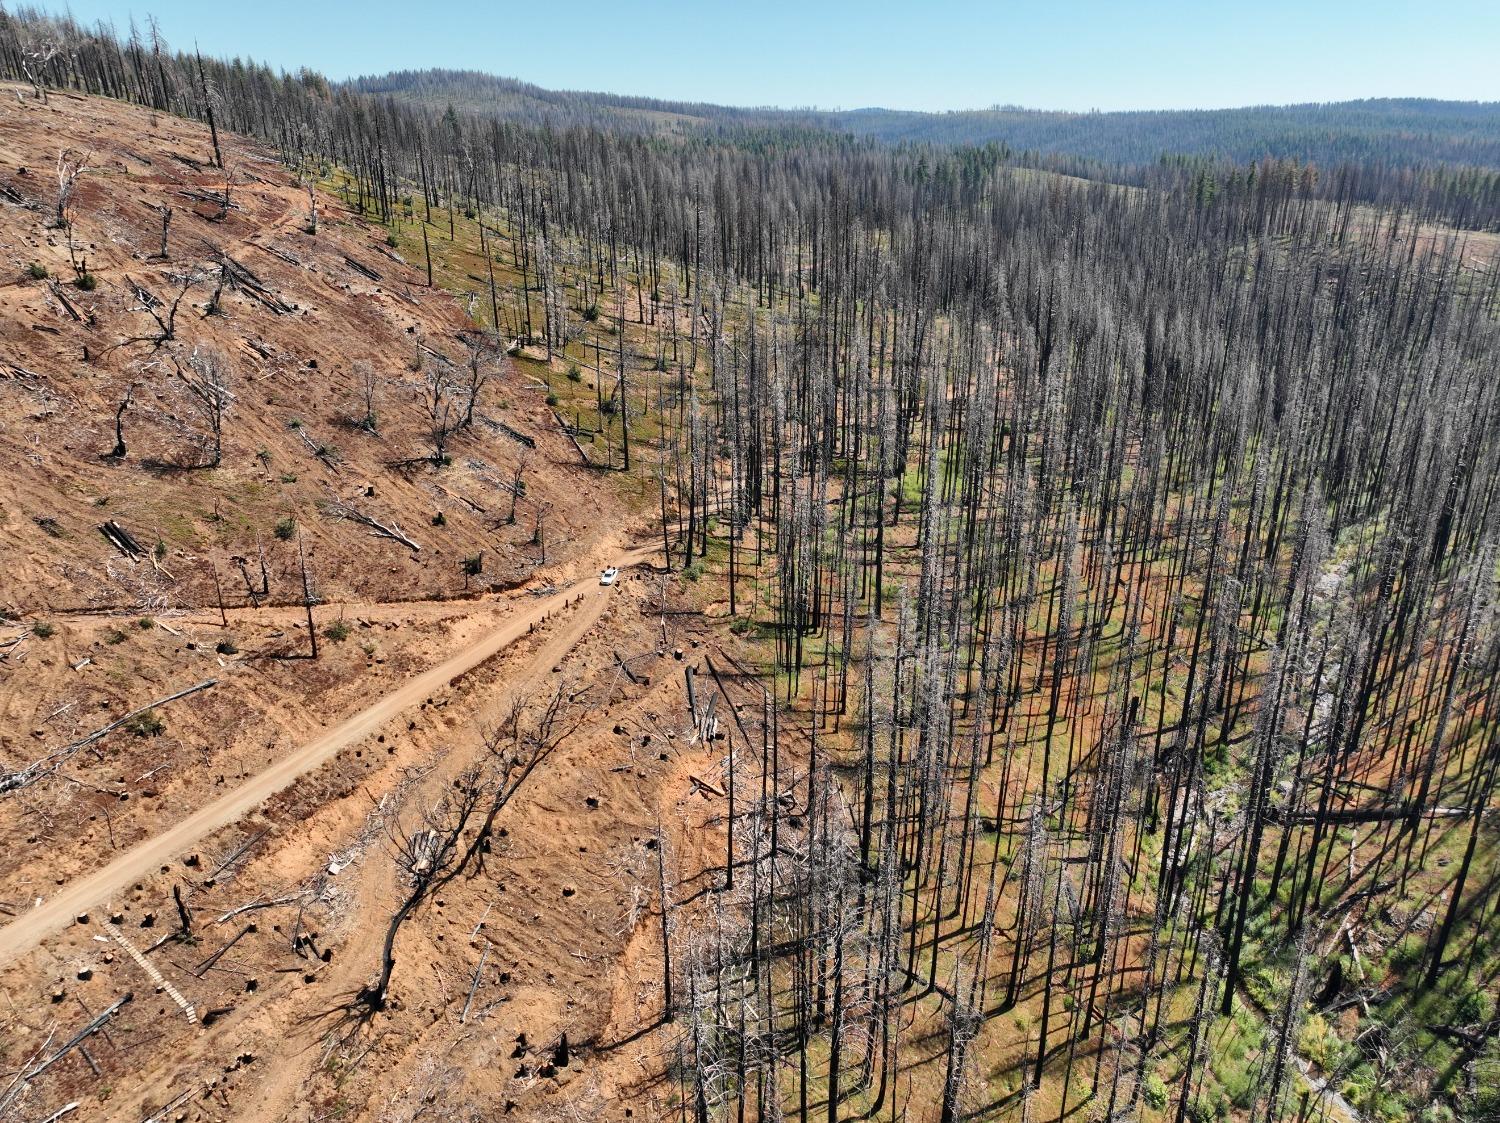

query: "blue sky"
xmin=46 ymin=0 xmax=1500 ymax=112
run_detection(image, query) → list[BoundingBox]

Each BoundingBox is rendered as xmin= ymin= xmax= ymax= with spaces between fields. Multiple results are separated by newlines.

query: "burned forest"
xmin=0 ymin=8 xmax=1497 ymax=1123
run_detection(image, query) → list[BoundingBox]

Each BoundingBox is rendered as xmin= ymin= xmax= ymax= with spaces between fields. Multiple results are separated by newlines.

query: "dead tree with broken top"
xmin=108 ymin=383 xmax=135 ymax=458
xmin=298 ymin=529 xmax=319 ymax=659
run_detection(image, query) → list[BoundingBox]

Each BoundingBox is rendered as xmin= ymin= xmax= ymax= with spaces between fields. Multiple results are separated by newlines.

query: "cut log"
xmin=99 ymin=520 xmax=145 ymax=559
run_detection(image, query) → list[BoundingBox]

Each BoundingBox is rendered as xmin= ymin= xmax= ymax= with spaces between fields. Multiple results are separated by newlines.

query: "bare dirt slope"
xmin=0 ymin=89 xmax=741 ymax=1123
xmin=0 ymin=83 xmax=635 ymax=935
xmin=0 ymin=82 xmax=609 ymax=618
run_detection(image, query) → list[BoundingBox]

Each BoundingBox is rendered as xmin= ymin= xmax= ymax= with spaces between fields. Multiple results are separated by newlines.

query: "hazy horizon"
xmin=41 ymin=0 xmax=1500 ymax=114
xmin=346 ymin=68 xmax=1500 ymax=118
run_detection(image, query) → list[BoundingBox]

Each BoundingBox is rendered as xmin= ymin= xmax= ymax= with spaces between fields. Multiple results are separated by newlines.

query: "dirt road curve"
xmin=0 ymin=549 xmax=655 ymax=968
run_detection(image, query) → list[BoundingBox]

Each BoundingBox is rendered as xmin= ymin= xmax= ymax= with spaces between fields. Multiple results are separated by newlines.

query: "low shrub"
xmin=1141 ymin=1070 xmax=1168 ymax=1110
xmin=123 ymin=709 xmax=164 ymax=737
xmin=1457 ymin=985 xmax=1495 ymax=1024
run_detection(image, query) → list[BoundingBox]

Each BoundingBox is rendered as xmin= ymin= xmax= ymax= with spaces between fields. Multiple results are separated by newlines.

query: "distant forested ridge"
xmin=354 ymin=70 xmax=1500 ymax=169
xmin=345 ymin=67 xmax=772 ymax=131
xmin=349 ymin=69 xmax=1500 ymax=229
xmin=823 ymin=98 xmax=1500 ymax=168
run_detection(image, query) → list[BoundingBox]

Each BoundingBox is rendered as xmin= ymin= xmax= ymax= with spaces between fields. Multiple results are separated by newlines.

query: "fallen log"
xmin=193 ymin=923 xmax=256 ymax=976
xmin=1 ymin=678 xmax=218 ymax=795
xmin=247 ymin=241 xmax=302 ymax=268
xmin=435 ymin=484 xmax=486 ymax=515
xmin=460 ymin=944 xmax=489 ymax=1024
xmin=1429 ymin=1022 xmax=1497 ymax=1050
xmin=497 ymin=421 xmax=537 ymax=449
xmin=688 ymin=774 xmax=725 ymax=799
xmin=205 ymin=829 xmax=268 ymax=883
xmin=1267 ymin=805 xmax=1469 ymax=825
xmin=705 ymin=656 xmax=753 ymax=740
xmin=208 ymin=249 xmax=292 ymax=314
xmin=295 ymin=425 xmax=341 ymax=472
xmin=214 ymin=894 xmax=304 ymax=924
xmin=342 ymin=254 xmax=381 ymax=282
xmin=551 ymin=410 xmax=590 ymax=464
xmin=324 ymin=498 xmax=421 ymax=552
xmin=140 ymin=1088 xmax=195 ymax=1123
xmin=614 ymin=651 xmax=645 ymax=685
xmin=126 ymin=277 xmax=161 ymax=309
xmin=25 ymin=994 xmax=133 ymax=1079
xmin=177 ymin=188 xmax=235 ymax=209
xmin=48 ymin=282 xmax=85 ymax=323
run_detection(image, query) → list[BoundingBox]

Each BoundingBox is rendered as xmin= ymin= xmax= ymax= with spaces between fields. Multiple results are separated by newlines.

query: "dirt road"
xmin=0 ymin=548 xmax=654 ymax=968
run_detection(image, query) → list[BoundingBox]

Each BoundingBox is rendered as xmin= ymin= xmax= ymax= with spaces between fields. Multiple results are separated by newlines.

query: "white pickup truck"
xmin=599 ymin=566 xmax=619 ymax=586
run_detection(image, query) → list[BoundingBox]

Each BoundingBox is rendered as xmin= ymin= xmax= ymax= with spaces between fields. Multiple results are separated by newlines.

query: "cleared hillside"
xmin=0 ymin=87 xmax=742 ymax=1123
xmin=0 ymin=86 xmax=617 ymax=616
